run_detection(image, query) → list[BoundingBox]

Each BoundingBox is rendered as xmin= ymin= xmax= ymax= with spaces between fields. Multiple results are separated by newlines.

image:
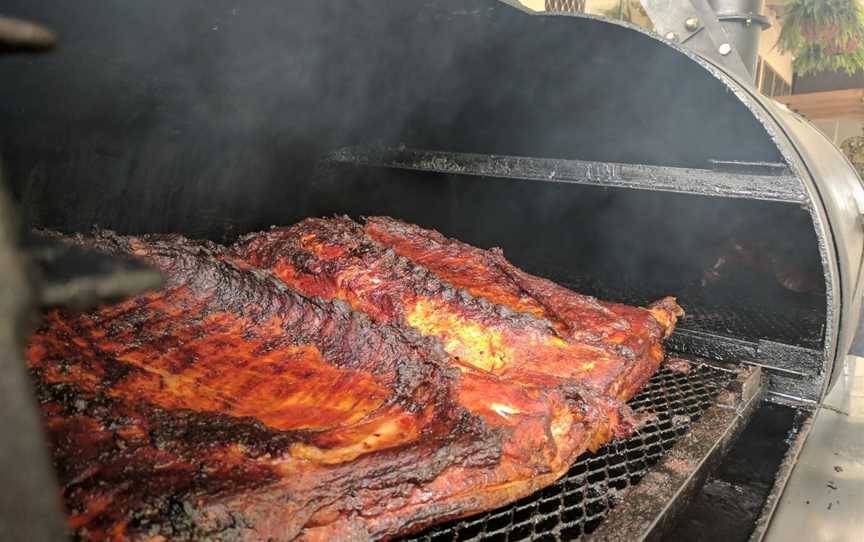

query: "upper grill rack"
xmin=401 ymin=363 xmax=737 ymax=542
xmin=326 ymin=146 xmax=805 ymax=204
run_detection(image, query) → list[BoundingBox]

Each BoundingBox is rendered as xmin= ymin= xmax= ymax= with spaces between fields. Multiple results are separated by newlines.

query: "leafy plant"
xmin=792 ymin=41 xmax=864 ymax=74
xmin=777 ymin=0 xmax=864 ymax=75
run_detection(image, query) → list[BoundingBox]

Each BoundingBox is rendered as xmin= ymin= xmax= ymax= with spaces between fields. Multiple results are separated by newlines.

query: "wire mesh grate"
xmin=401 ymin=363 xmax=736 ymax=542
xmin=556 ymin=276 xmax=825 ymax=350
xmin=680 ymin=302 xmax=824 ymax=350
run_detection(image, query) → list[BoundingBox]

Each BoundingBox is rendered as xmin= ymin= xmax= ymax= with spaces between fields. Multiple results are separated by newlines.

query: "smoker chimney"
xmin=707 ymin=0 xmax=770 ymax=78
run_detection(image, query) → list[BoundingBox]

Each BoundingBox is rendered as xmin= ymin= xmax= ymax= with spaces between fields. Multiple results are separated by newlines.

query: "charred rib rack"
xmin=235 ymin=217 xmax=682 ymax=406
xmin=27 ymin=219 xmax=681 ymax=540
xmin=29 ymin=233 xmax=501 ymax=540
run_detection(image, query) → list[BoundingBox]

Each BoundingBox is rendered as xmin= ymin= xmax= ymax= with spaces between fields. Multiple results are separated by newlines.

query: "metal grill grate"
xmin=681 ymin=303 xmax=824 ymax=350
xmin=556 ymin=276 xmax=825 ymax=350
xmin=402 ymin=363 xmax=736 ymax=542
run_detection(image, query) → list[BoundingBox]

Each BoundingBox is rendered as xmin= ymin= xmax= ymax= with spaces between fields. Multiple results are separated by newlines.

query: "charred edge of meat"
xmin=31 ymin=368 xmax=301 ymax=459
xmin=362 ymin=215 xmax=620 ymax=320
xmin=32 ymin=373 xmax=285 ymax=540
xmin=33 ymin=366 xmax=504 ymax=541
xmin=48 ymin=229 xmax=472 ymax=416
xmin=234 ymin=218 xmax=566 ymax=338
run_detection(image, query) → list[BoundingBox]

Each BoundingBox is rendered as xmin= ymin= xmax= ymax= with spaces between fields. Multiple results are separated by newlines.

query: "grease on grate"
xmin=402 ymin=364 xmax=735 ymax=542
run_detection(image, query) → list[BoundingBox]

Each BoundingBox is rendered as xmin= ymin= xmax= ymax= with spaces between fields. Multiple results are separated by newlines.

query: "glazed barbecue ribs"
xmin=235 ymin=217 xmax=682 ymax=406
xmin=27 ymin=219 xmax=681 ymax=541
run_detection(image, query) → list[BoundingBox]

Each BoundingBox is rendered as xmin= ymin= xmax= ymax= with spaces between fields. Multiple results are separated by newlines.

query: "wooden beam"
xmin=775 ymin=88 xmax=864 ymax=120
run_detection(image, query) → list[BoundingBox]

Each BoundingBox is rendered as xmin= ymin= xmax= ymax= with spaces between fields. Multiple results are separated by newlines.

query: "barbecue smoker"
xmin=1 ymin=0 xmax=862 ymax=541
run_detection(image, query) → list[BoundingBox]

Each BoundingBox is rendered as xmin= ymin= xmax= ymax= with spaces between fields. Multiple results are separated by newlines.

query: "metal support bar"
xmin=326 ymin=146 xmax=806 ymax=203
xmin=585 ymin=363 xmax=764 ymax=542
xmin=667 ymin=329 xmax=824 ymax=404
xmin=0 ymin=169 xmax=67 ymax=541
xmin=0 ymin=15 xmax=56 ymax=52
xmin=27 ymin=231 xmax=165 ymax=309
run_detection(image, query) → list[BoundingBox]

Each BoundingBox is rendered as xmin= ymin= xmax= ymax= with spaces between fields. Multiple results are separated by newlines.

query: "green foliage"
xmin=777 ymin=0 xmax=864 ymax=75
xmin=792 ymin=42 xmax=864 ymax=75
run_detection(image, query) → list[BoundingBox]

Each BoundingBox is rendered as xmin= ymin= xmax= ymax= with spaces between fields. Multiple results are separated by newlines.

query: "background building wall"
xmin=758 ymin=7 xmax=793 ymax=86
xmin=519 ymin=0 xmax=546 ymax=10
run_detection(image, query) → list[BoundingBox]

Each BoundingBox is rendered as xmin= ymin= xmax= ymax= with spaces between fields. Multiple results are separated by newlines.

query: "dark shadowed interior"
xmin=0 ymin=2 xmax=825 ymax=368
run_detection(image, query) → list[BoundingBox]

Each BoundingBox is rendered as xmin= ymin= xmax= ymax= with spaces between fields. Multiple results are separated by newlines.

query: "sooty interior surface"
xmin=670 ymin=403 xmax=803 ymax=542
xmin=2 ymin=0 xmax=780 ymax=237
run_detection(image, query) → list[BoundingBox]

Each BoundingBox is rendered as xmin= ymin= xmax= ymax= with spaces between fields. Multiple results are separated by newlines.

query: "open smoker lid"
xmin=0 ymin=0 xmax=862 ymax=397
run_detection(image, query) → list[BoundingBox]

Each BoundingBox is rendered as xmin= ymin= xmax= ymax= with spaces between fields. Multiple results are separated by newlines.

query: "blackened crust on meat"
xmin=27 ymin=231 xmax=502 ymax=541
xmin=52 ymin=230 xmax=461 ymax=406
xmin=234 ymin=219 xmax=558 ymax=337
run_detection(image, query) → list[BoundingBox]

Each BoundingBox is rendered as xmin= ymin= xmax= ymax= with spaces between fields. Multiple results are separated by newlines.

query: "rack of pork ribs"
xmin=27 ymin=216 xmax=682 ymax=541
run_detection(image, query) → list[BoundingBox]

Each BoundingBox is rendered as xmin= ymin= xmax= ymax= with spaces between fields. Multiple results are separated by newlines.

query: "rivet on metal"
xmin=718 ymin=43 xmax=732 ymax=55
xmin=665 ymin=31 xmax=679 ymax=42
xmin=684 ymin=17 xmax=700 ymax=31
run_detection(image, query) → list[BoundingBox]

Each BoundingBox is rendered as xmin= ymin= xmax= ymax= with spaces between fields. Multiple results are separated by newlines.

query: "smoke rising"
xmin=0 ymin=0 xmax=823 ymax=320
xmin=1 ymin=0 xmax=784 ymax=236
